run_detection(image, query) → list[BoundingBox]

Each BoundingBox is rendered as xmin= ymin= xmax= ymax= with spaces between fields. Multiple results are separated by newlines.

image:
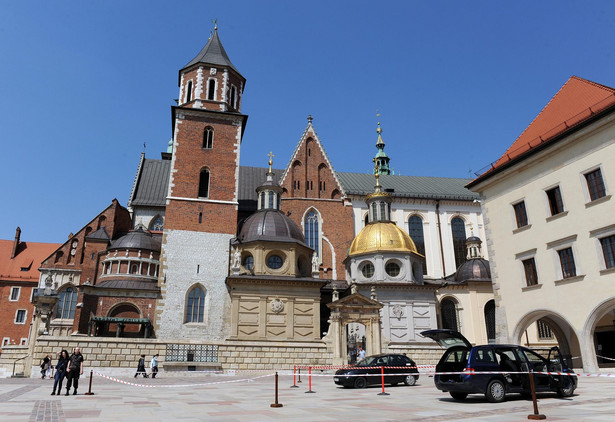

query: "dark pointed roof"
xmin=182 ymin=29 xmax=242 ymax=77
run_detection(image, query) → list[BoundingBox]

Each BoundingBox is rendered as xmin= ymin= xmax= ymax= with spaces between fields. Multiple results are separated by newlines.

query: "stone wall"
xmin=0 ymin=345 xmax=29 ymax=378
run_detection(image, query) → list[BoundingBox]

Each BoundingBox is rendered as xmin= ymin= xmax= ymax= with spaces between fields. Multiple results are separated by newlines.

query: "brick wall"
xmin=0 ymin=283 xmax=34 ymax=348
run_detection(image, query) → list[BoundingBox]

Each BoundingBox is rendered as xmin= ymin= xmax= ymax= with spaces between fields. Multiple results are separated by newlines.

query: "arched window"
xmin=54 ymin=251 xmax=64 ymax=263
xmin=207 ymin=79 xmax=216 ymax=101
xmin=97 ymin=215 xmax=106 ymax=229
xmin=451 ymin=217 xmax=467 ymax=268
xmin=441 ymin=298 xmax=458 ymax=330
xmin=408 ymin=215 xmax=427 ymax=275
xmin=484 ymin=300 xmax=496 ymax=344
xmin=198 ymin=168 xmax=210 ymax=198
xmin=371 ymin=203 xmax=377 ymax=221
xmin=185 ymin=285 xmax=205 ymax=323
xmin=149 ymin=215 xmax=164 ymax=231
xmin=305 ymin=210 xmax=319 ymax=256
xmin=268 ymin=192 xmax=274 ymax=209
xmin=364 ymin=214 xmax=369 ymax=227
xmin=203 ymin=127 xmax=214 ymax=149
xmin=186 ymin=80 xmax=193 ymax=103
xmin=229 ymin=85 xmax=237 ymax=108
xmin=57 ymin=287 xmax=77 ymax=319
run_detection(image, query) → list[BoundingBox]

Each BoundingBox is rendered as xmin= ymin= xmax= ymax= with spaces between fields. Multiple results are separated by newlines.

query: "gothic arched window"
xmin=203 ymin=127 xmax=214 ymax=149
xmin=305 ymin=210 xmax=320 ymax=256
xmin=207 ymin=79 xmax=216 ymax=101
xmin=198 ymin=168 xmax=210 ymax=198
xmin=484 ymin=300 xmax=496 ymax=344
xmin=451 ymin=217 xmax=467 ymax=268
xmin=229 ymin=85 xmax=237 ymax=109
xmin=408 ymin=215 xmax=427 ymax=275
xmin=57 ymin=287 xmax=77 ymax=319
xmin=441 ymin=298 xmax=458 ymax=330
xmin=186 ymin=80 xmax=193 ymax=103
xmin=185 ymin=285 xmax=205 ymax=323
xmin=149 ymin=215 xmax=164 ymax=231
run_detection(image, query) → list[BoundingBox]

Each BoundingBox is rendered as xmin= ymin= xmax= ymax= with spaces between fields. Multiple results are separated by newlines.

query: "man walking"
xmin=150 ymin=354 xmax=159 ymax=378
xmin=65 ymin=347 xmax=84 ymax=396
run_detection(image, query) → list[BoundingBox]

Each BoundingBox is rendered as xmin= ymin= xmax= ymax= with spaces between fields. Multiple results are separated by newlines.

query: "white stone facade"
xmin=156 ymin=229 xmax=233 ymax=341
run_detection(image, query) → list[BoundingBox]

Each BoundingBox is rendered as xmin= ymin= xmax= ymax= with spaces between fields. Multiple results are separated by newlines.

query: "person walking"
xmin=358 ymin=346 xmax=366 ymax=360
xmin=65 ymin=347 xmax=84 ymax=396
xmin=51 ymin=350 xmax=69 ymax=395
xmin=40 ymin=354 xmax=51 ymax=379
xmin=150 ymin=354 xmax=159 ymax=378
xmin=134 ymin=354 xmax=148 ymax=378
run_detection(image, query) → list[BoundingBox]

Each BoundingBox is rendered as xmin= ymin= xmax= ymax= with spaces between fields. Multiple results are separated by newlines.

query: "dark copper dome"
xmin=237 ymin=210 xmax=307 ymax=246
xmin=454 ymin=258 xmax=491 ymax=283
xmin=109 ymin=227 xmax=161 ymax=252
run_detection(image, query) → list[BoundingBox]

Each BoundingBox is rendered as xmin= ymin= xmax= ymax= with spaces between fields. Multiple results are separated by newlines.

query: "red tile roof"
xmin=0 ymin=239 xmax=60 ymax=283
xmin=472 ymin=76 xmax=615 ymax=183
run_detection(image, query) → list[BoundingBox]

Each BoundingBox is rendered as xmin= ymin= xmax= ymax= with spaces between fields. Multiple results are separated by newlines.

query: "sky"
xmin=1 ymin=0 xmax=615 ymax=243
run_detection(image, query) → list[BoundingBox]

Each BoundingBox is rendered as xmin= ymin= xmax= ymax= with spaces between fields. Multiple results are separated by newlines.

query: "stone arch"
xmin=331 ymin=189 xmax=341 ymax=199
xmin=107 ymin=302 xmax=142 ymax=335
xmin=291 ymin=160 xmax=302 ymax=194
xmin=512 ymin=310 xmax=582 ymax=368
xmin=582 ymin=297 xmax=615 ymax=371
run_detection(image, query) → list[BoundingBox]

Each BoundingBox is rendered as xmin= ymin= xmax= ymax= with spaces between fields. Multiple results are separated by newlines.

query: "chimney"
xmin=11 ymin=227 xmax=21 ymax=259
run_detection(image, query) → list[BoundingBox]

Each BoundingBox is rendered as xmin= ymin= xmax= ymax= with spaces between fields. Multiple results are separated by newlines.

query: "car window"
xmin=374 ymin=356 xmax=389 ymax=366
xmin=390 ymin=355 xmax=407 ymax=366
xmin=495 ymin=348 xmax=520 ymax=362
xmin=444 ymin=349 xmax=468 ymax=364
xmin=355 ymin=356 xmax=377 ymax=367
xmin=473 ymin=348 xmax=496 ymax=363
xmin=523 ymin=349 xmax=547 ymax=364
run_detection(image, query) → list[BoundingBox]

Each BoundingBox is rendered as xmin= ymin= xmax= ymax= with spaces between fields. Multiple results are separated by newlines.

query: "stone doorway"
xmin=327 ymin=292 xmax=383 ymax=366
xmin=347 ymin=322 xmax=366 ymax=364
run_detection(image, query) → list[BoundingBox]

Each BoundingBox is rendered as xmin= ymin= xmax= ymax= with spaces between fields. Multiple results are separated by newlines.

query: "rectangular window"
xmin=537 ymin=320 xmax=553 ymax=340
xmin=558 ymin=247 xmax=577 ymax=278
xmin=585 ymin=168 xmax=606 ymax=201
xmin=20 ymin=338 xmax=27 ymax=345
xmin=546 ymin=187 xmax=564 ymax=216
xmin=513 ymin=201 xmax=528 ymax=228
xmin=522 ymin=258 xmax=538 ymax=286
xmin=10 ymin=287 xmax=20 ymax=301
xmin=15 ymin=310 xmax=27 ymax=324
xmin=600 ymin=235 xmax=615 ymax=269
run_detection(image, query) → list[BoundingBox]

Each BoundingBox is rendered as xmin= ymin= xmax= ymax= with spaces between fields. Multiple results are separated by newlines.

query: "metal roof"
xmin=182 ymin=29 xmax=242 ymax=77
xmin=130 ymin=158 xmax=171 ymax=207
xmin=336 ymin=172 xmax=479 ymax=201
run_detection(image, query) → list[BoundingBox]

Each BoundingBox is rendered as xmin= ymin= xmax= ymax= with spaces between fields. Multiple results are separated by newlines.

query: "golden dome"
xmin=348 ymin=222 xmax=418 ymax=256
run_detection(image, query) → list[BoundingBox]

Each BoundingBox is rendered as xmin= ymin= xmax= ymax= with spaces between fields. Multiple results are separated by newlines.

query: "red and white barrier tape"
xmin=93 ymin=371 xmax=274 ymax=388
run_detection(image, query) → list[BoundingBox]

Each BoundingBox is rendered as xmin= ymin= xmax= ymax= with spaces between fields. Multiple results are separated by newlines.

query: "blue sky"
xmin=2 ymin=1 xmax=615 ymax=243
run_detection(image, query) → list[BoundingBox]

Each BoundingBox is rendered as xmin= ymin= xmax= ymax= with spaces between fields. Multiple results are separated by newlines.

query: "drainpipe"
xmin=435 ymin=201 xmax=446 ymax=277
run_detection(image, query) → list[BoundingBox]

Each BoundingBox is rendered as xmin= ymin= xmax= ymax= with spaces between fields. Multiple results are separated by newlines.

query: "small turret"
xmin=373 ymin=120 xmax=391 ymax=175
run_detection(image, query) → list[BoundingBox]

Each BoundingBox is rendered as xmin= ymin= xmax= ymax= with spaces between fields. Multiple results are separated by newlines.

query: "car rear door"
xmin=370 ymin=355 xmax=389 ymax=385
xmin=519 ymin=348 xmax=551 ymax=391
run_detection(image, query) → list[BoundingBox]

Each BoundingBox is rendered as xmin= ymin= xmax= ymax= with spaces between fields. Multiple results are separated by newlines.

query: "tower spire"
xmin=373 ymin=115 xmax=391 ymax=175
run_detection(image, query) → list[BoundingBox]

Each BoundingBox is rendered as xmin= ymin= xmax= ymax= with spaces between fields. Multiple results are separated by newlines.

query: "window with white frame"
xmin=20 ymin=338 xmax=27 ymax=345
xmin=10 ymin=287 xmax=20 ymax=301
xmin=185 ymin=285 xmax=206 ymax=323
xmin=2 ymin=337 xmax=10 ymax=346
xmin=185 ymin=80 xmax=193 ymax=103
xmin=546 ymin=186 xmax=565 ymax=216
xmin=304 ymin=210 xmax=320 ymax=257
xmin=56 ymin=287 xmax=77 ymax=319
xmin=546 ymin=235 xmax=580 ymax=280
xmin=207 ymin=79 xmax=216 ymax=101
xmin=600 ymin=235 xmax=615 ymax=269
xmin=15 ymin=309 xmax=27 ymax=324
xmin=589 ymin=224 xmax=615 ymax=271
xmin=515 ymin=248 xmax=539 ymax=288
xmin=557 ymin=248 xmax=577 ymax=279
xmin=584 ymin=168 xmax=607 ymax=201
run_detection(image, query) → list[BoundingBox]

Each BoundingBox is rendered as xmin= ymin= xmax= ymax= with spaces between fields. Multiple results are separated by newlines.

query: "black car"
xmin=334 ymin=353 xmax=420 ymax=389
xmin=421 ymin=329 xmax=577 ymax=402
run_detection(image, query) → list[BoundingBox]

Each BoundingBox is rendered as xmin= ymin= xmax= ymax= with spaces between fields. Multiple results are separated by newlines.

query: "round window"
xmin=243 ymin=255 xmax=254 ymax=271
xmin=361 ymin=262 xmax=375 ymax=278
xmin=267 ymin=254 xmax=284 ymax=269
xmin=385 ymin=261 xmax=400 ymax=277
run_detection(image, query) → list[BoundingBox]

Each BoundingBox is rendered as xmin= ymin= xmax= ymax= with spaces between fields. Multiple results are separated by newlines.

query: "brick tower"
xmin=156 ymin=26 xmax=248 ymax=340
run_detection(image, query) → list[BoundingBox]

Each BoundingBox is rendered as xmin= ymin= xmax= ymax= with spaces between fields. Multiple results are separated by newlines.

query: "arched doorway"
xmin=513 ymin=311 xmax=582 ymax=369
xmin=583 ymin=297 xmax=615 ymax=372
xmin=347 ymin=322 xmax=366 ymax=364
xmin=327 ymin=292 xmax=383 ymax=365
xmin=106 ymin=303 xmax=141 ymax=337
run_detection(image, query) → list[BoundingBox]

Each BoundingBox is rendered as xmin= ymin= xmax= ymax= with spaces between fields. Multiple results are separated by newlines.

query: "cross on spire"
xmin=267 ymin=151 xmax=275 ymax=173
xmin=307 ymin=114 xmax=313 ymax=124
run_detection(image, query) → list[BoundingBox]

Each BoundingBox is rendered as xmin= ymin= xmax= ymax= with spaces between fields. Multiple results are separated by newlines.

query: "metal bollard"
xmin=85 ymin=370 xmax=95 ymax=396
xmin=297 ymin=367 xmax=302 ymax=383
xmin=290 ymin=365 xmax=299 ymax=388
xmin=527 ymin=370 xmax=545 ymax=420
xmin=305 ymin=366 xmax=315 ymax=393
xmin=270 ymin=372 xmax=283 ymax=408
xmin=377 ymin=366 xmax=389 ymax=396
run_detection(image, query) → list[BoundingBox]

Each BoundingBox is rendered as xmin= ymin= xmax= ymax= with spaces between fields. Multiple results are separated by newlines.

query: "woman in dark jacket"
xmin=134 ymin=354 xmax=148 ymax=378
xmin=51 ymin=350 xmax=69 ymax=395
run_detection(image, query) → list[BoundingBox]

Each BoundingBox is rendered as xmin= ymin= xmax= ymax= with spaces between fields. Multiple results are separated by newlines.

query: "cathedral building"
xmin=6 ymin=26 xmax=530 ymax=377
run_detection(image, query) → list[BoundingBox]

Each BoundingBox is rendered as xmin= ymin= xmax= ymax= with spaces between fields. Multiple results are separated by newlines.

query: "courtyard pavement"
xmin=0 ymin=370 xmax=613 ymax=421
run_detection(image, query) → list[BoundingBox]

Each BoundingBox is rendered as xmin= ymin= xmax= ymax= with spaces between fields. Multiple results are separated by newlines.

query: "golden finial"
xmin=307 ymin=114 xmax=313 ymax=124
xmin=373 ymin=159 xmax=381 ymax=187
xmin=469 ymin=223 xmax=474 ymax=235
xmin=267 ymin=151 xmax=275 ymax=173
xmin=376 ymin=111 xmax=382 ymax=134
xmin=212 ymin=18 xmax=218 ymax=30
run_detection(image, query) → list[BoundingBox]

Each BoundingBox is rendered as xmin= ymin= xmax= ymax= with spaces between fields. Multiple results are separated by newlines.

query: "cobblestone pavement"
xmin=0 ymin=372 xmax=613 ymax=421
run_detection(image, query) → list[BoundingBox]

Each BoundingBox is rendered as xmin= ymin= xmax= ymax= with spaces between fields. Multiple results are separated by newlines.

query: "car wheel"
xmin=450 ymin=392 xmax=468 ymax=400
xmin=354 ymin=377 xmax=367 ymax=389
xmin=557 ymin=378 xmax=575 ymax=397
xmin=485 ymin=379 xmax=506 ymax=403
xmin=403 ymin=375 xmax=417 ymax=386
